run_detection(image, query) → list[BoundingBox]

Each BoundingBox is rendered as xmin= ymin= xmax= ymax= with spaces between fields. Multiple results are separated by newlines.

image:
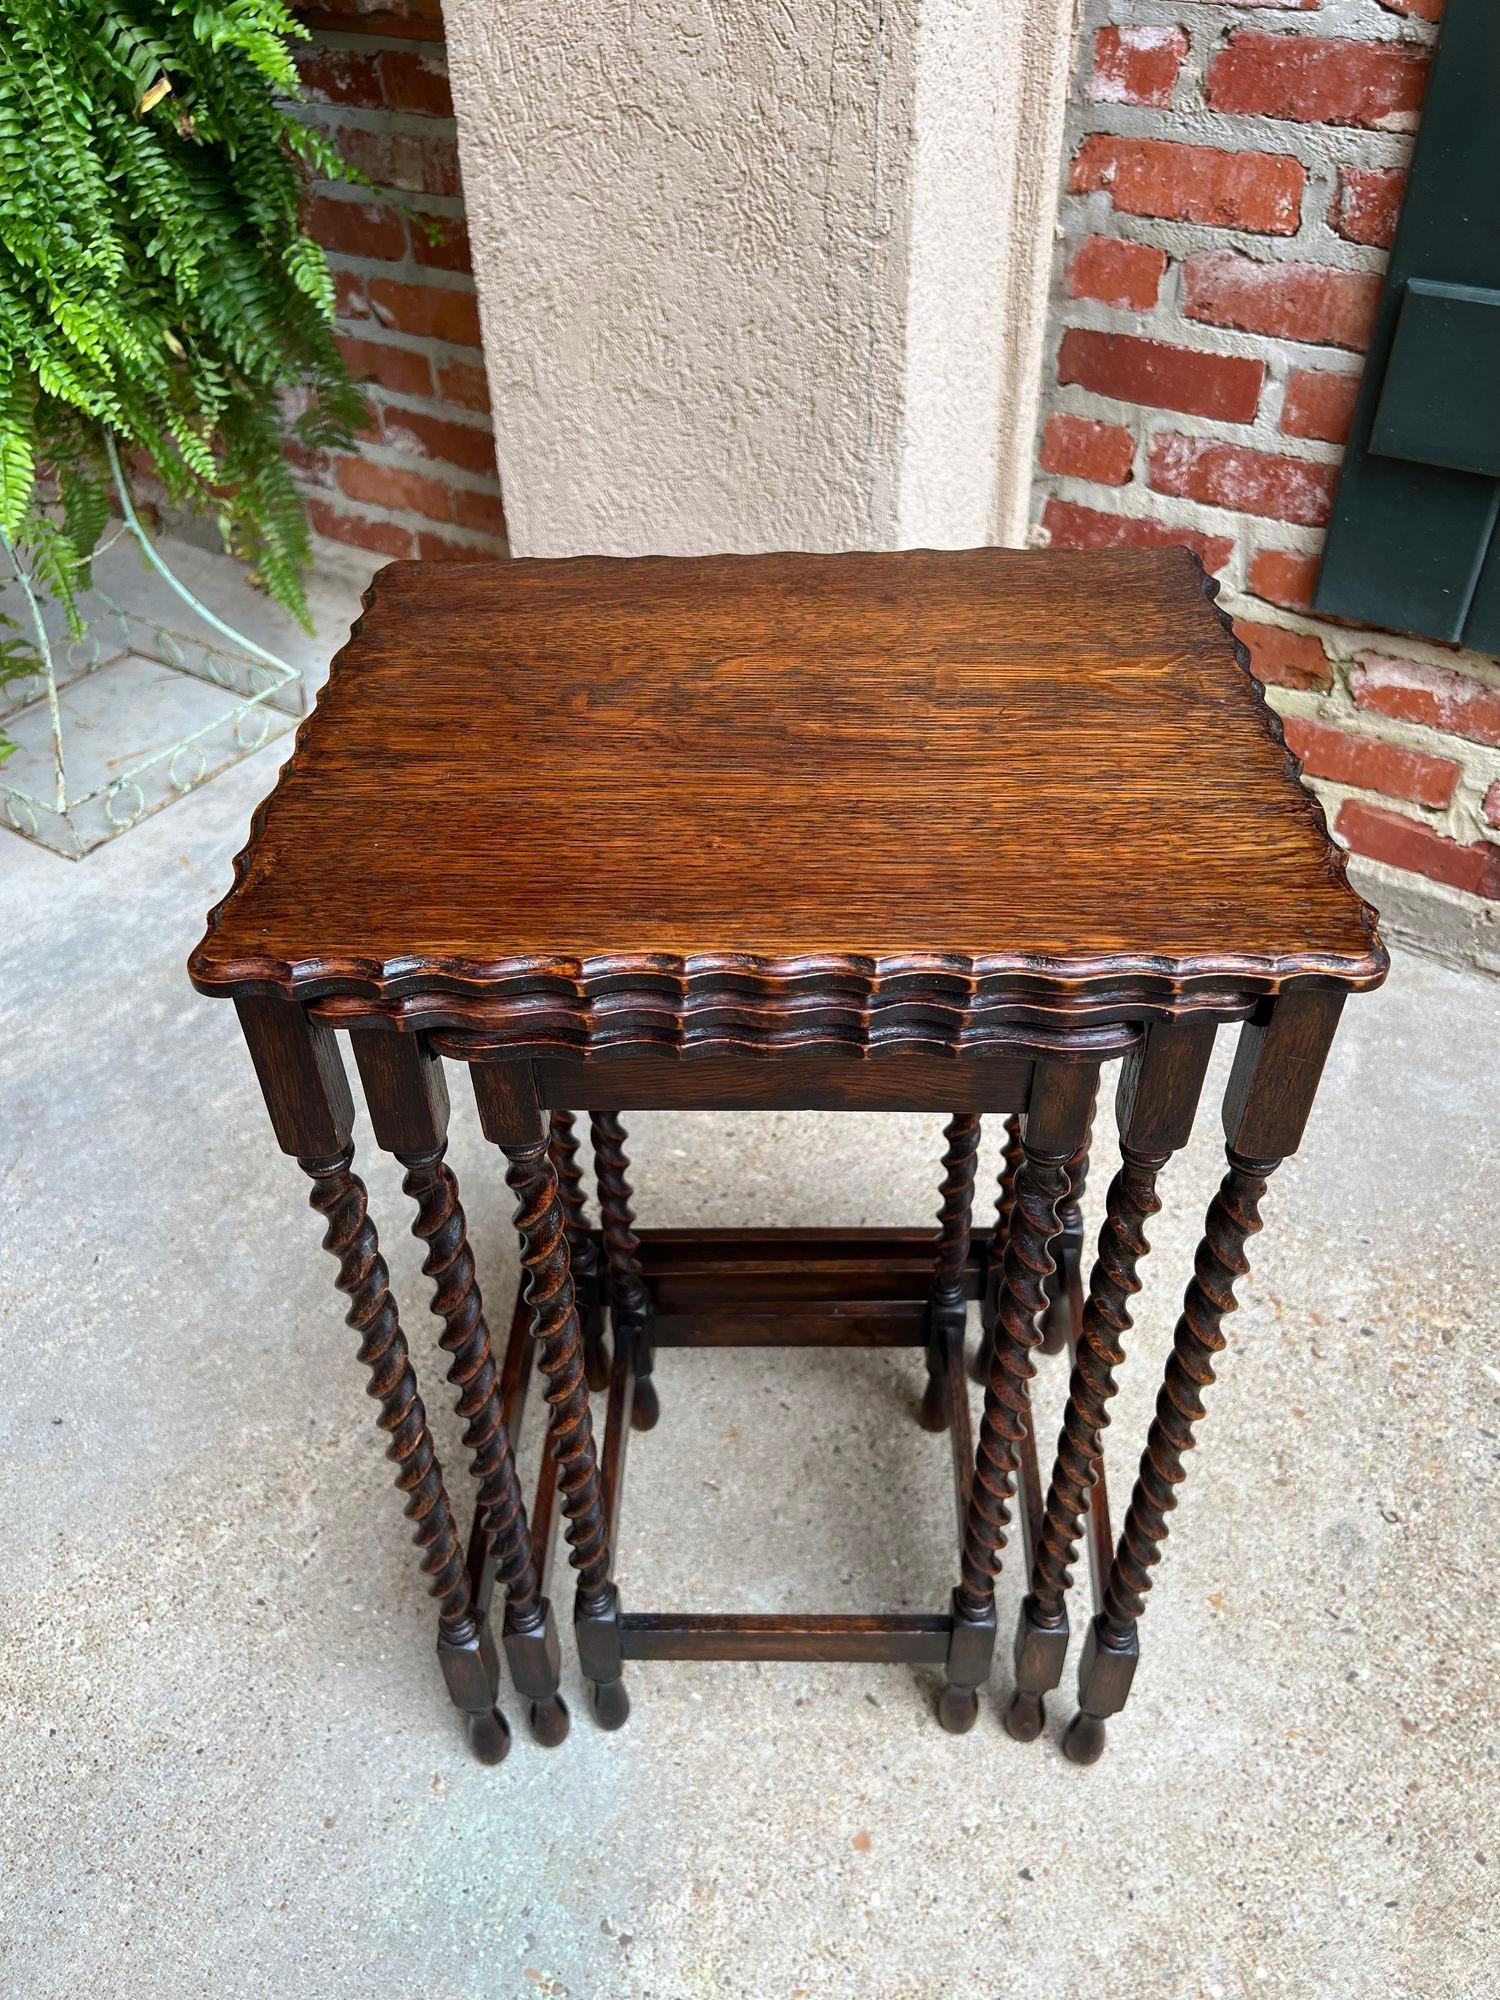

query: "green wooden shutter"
xmin=1315 ymin=2 xmax=1500 ymax=651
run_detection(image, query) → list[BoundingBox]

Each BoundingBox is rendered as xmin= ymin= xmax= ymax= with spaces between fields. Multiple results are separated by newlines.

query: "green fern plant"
xmin=0 ymin=0 xmax=373 ymax=703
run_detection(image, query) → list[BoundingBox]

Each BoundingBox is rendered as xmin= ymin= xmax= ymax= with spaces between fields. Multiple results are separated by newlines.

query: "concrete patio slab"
xmin=1 ymin=573 xmax=1496 ymax=1998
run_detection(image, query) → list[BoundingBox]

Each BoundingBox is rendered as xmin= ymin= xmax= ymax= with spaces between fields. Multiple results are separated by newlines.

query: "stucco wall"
xmin=445 ymin=1 xmax=918 ymax=557
xmin=444 ymin=0 xmax=1078 ymax=557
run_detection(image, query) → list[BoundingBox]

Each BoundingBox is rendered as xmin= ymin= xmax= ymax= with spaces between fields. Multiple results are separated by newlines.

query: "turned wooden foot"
xmin=630 ymin=1374 xmax=660 ymax=1432
xmin=1061 ymin=1710 xmax=1108 ymax=1766
xmin=590 ymin=1676 xmax=631 ymax=1730
xmin=918 ymin=1367 xmax=950 ymax=1434
xmin=936 ymin=1683 xmax=980 ymax=1735
xmin=465 ymin=1707 xmax=513 ymax=1765
xmin=527 ymin=1693 xmax=571 ymax=1748
xmin=1003 ymin=1689 xmax=1046 ymax=1743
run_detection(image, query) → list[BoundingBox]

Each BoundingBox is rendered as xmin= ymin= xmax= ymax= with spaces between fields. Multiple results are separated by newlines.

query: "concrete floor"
xmin=2 ymin=578 xmax=1498 ymax=1997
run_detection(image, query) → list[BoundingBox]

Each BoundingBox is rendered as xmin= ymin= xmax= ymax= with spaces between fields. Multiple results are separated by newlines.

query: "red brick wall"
xmin=1034 ymin=0 xmax=1500 ymax=913
xmin=292 ymin=1 xmax=505 ymax=563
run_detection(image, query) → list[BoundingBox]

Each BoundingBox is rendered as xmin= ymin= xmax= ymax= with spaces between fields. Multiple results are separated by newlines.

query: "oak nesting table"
xmin=189 ymin=548 xmax=1386 ymax=1767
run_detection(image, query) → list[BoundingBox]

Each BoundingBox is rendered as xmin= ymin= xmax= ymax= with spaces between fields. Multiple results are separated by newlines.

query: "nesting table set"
xmin=189 ymin=548 xmax=1385 ymax=1765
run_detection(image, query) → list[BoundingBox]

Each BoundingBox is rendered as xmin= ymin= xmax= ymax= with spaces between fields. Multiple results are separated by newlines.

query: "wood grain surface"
xmin=190 ymin=548 xmax=1384 ymax=1037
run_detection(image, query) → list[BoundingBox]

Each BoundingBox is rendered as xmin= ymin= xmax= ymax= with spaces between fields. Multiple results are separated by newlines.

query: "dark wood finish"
xmin=1065 ymin=994 xmax=1343 ymax=1764
xmin=620 ymin=1614 xmax=952 ymax=1665
xmin=920 ymin=1112 xmax=982 ymax=1432
xmin=959 ymin=1066 xmax=1099 ymax=1613
xmin=193 ymin=550 xmax=1385 ymax=1048
xmin=350 ymin=1030 xmax=569 ymax=1749
xmin=548 ymin=1111 xmax=607 ymax=1392
xmin=470 ymin=1063 xmax=624 ymax=1727
xmin=236 ymin=1001 xmax=510 ymax=1763
xmin=588 ymin=1112 xmax=658 ymax=1432
xmin=199 ymin=549 xmax=1384 ymax=1765
xmin=976 ymin=1113 xmax=1026 ymax=1383
xmin=532 ymin=1048 xmax=1046 ymax=1112
xmin=1005 ymin=1018 xmax=1215 ymax=1742
xmin=1039 ymin=1100 xmax=1097 ymax=1357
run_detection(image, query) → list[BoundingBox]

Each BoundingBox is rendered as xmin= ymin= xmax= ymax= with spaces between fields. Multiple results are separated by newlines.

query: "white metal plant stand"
xmin=1 ymin=442 xmax=302 ymax=861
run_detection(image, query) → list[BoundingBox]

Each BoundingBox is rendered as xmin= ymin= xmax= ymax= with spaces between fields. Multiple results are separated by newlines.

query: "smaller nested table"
xmin=189 ymin=549 xmax=1385 ymax=1766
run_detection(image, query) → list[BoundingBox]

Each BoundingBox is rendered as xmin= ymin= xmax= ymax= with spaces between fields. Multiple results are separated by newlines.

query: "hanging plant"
xmin=0 ymin=0 xmax=376 ymax=722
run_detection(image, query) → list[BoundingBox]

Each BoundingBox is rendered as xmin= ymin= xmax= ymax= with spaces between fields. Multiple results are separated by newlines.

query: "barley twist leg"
xmin=921 ymin=1112 xmax=982 ymax=1433
xmin=589 ymin=1111 xmax=657 ymax=1432
xmin=303 ymin=1145 xmax=510 ymax=1765
xmin=499 ymin=1131 xmax=629 ymax=1730
xmin=1003 ymin=1144 xmax=1165 ymax=1743
xmin=402 ymin=1145 xmax=567 ymax=1747
xmin=550 ymin=1110 xmax=608 ymax=1392
xmin=1064 ymin=1150 xmax=1278 ymax=1765
xmin=975 ymin=1113 xmax=1024 ymax=1383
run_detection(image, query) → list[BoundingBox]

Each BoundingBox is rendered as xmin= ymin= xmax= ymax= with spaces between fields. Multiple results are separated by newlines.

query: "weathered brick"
xmin=299 ymin=0 xmax=445 ymax=37
xmin=336 ymin=333 xmax=434 ymax=399
xmin=1042 ymin=499 xmax=1234 ymax=574
xmin=436 ymin=358 xmax=491 ymax=412
xmin=379 ymin=406 xmax=497 ymax=474
xmin=1282 ymin=368 xmax=1360 ymax=444
xmin=1283 ymin=717 xmax=1459 ymax=808
xmin=336 ymin=457 xmax=455 ymax=524
xmin=1249 ymin=547 xmax=1322 ymax=611
xmin=1350 ymin=655 xmax=1500 ymax=747
xmin=1183 ymin=250 xmax=1381 ymax=351
xmin=367 ymin=277 xmax=483 ymax=346
xmin=1337 ymin=800 xmax=1500 ymax=899
xmin=1206 ymin=32 xmax=1429 ymax=132
xmin=1483 ymin=781 xmax=1500 ymax=830
xmin=418 ymin=532 xmax=499 ymax=561
xmin=413 ymin=214 xmax=472 ymax=273
xmin=1149 ymin=433 xmax=1339 ymax=525
xmin=1233 ymin=617 xmax=1333 ymax=690
xmin=327 ymin=125 xmax=462 ymax=198
xmin=307 ymin=498 xmax=416 ymax=559
xmin=1058 ymin=328 xmax=1264 ymax=424
xmin=282 ymin=441 xmax=334 ymax=488
xmin=1070 ymin=135 xmax=1304 ymax=235
xmin=295 ymin=46 xmax=384 ymax=108
xmin=1088 ymin=25 xmax=1188 ymax=107
xmin=1065 ymin=235 xmax=1168 ymax=311
xmin=307 ymin=195 xmax=405 ymax=263
xmin=1040 ymin=414 xmax=1135 ymax=486
xmin=1378 ymin=0 xmax=1442 ymax=21
xmin=1332 ymin=166 xmax=1407 ymax=248
xmin=453 ymin=487 xmax=509 ymax=538
xmin=333 ymin=267 xmax=369 ymax=320
xmin=378 ymin=48 xmax=453 ymax=116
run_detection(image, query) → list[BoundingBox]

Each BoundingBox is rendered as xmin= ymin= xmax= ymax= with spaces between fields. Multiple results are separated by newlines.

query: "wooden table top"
xmin=190 ymin=548 xmax=1385 ymax=1042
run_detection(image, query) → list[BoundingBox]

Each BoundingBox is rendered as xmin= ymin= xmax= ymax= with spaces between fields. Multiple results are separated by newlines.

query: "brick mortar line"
xmin=294 ymin=101 xmax=458 ymax=144
xmin=342 ymin=439 xmax=500 ymax=492
xmin=1090 ymin=3 xmax=1438 ymax=46
xmin=306 ymin=493 xmax=507 ymax=550
xmin=1057 ymin=199 xmax=1395 ymax=280
xmin=299 ymin=30 xmax=451 ymax=59
xmin=312 ymin=179 xmax=466 ymax=218
xmin=332 ymin=317 xmax=489 ymax=371
xmin=1063 ymin=100 xmax=1420 ymax=174
xmin=336 ymin=383 xmax=494 ymax=431
xmin=328 ymin=251 xmax=477 ymax=296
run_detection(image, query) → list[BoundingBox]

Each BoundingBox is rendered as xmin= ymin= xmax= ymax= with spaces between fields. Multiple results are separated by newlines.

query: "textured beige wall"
xmin=445 ymin=0 xmax=1077 ymax=557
